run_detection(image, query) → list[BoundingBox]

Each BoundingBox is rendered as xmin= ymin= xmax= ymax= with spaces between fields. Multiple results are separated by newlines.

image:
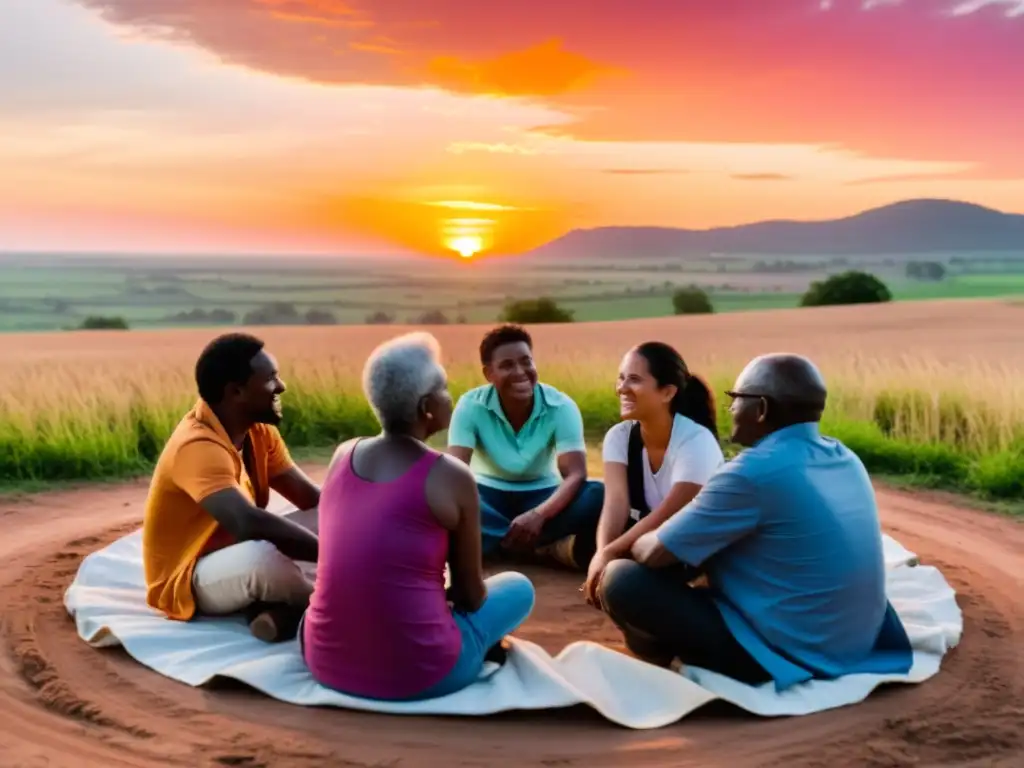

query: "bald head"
xmin=735 ymin=353 xmax=827 ymax=407
xmin=727 ymin=353 xmax=827 ymax=445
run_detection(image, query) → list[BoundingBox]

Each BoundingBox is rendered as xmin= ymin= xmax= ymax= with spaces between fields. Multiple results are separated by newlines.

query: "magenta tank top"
xmin=301 ymin=444 xmax=461 ymax=699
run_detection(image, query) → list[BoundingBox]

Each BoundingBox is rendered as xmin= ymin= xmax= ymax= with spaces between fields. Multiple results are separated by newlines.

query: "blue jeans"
xmin=478 ymin=480 xmax=605 ymax=559
xmin=413 ymin=571 xmax=536 ymax=700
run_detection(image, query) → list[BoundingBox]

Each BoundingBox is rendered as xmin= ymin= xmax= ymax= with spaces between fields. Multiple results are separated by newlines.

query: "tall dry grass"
xmin=1 ymin=299 xmax=1022 ymax=497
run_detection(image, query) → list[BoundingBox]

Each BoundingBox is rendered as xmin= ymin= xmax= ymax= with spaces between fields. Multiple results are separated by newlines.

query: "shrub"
xmin=243 ymin=302 xmax=301 ymax=325
xmin=78 ymin=315 xmax=129 ymax=330
xmin=500 ymin=297 xmax=574 ymax=324
xmin=416 ymin=309 xmax=450 ymax=325
xmin=672 ymin=285 xmax=714 ymax=315
xmin=303 ymin=309 xmax=337 ymax=325
xmin=906 ymin=261 xmax=947 ymax=281
xmin=801 ymin=271 xmax=892 ymax=307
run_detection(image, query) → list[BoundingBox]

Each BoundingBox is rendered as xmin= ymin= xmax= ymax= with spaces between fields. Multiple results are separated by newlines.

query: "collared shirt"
xmin=447 ymin=383 xmax=587 ymax=491
xmin=141 ymin=399 xmax=294 ymax=620
xmin=656 ymin=422 xmax=913 ymax=690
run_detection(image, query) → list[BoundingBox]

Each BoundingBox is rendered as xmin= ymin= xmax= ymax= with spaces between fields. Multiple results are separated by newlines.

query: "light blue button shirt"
xmin=447 ymin=383 xmax=587 ymax=491
xmin=656 ymin=422 xmax=913 ymax=690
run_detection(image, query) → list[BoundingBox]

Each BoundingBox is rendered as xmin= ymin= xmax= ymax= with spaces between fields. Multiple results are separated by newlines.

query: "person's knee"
xmin=598 ymin=559 xmax=647 ymax=618
xmin=491 ymin=571 xmax=536 ymax=622
xmin=242 ymin=540 xmax=312 ymax=604
xmin=580 ymin=480 xmax=605 ymax=511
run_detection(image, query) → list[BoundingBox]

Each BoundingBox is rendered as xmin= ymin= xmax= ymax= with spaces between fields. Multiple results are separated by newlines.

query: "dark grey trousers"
xmin=598 ymin=559 xmax=772 ymax=685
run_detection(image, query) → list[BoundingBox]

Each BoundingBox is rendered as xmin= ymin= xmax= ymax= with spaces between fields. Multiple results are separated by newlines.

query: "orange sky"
xmin=1 ymin=0 xmax=1023 ymax=257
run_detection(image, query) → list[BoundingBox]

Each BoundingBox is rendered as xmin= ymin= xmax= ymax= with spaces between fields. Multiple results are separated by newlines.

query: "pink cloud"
xmin=71 ymin=0 xmax=1024 ymax=174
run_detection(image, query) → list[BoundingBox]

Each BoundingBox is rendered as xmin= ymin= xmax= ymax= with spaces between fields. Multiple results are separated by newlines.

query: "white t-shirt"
xmin=601 ymin=413 xmax=724 ymax=520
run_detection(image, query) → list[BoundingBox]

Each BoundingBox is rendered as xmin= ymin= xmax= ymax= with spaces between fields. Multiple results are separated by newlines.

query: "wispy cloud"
xmin=821 ymin=0 xmax=1024 ymax=14
xmin=423 ymin=200 xmax=524 ymax=211
xmin=602 ymin=168 xmax=690 ymax=175
xmin=845 ymin=170 xmax=978 ymax=185
xmin=447 ymin=141 xmax=545 ymax=155
xmin=861 ymin=0 xmax=903 ymax=10
xmin=731 ymin=173 xmax=794 ymax=181
xmin=949 ymin=0 xmax=1024 ymax=16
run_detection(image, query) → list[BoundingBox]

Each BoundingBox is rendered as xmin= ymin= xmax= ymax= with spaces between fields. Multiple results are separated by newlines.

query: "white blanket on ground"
xmin=63 ymin=530 xmax=962 ymax=730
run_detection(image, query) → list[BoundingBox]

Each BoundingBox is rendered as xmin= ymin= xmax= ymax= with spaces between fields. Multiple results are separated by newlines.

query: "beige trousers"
xmin=191 ymin=540 xmax=314 ymax=616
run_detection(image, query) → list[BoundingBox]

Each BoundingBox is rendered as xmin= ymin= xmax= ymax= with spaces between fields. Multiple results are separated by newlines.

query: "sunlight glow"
xmin=446 ymin=234 xmax=483 ymax=258
xmin=427 ymin=200 xmax=520 ymax=211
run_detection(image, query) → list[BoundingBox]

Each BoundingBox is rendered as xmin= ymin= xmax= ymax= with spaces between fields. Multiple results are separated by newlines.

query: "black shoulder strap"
xmin=626 ymin=422 xmax=651 ymax=520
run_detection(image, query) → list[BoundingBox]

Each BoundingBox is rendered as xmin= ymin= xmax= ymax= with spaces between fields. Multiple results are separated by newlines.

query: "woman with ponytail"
xmin=582 ymin=341 xmax=724 ymax=606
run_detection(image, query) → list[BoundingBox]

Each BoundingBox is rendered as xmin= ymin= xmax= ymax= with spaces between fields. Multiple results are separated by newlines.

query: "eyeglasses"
xmin=725 ymin=390 xmax=824 ymax=408
xmin=725 ymin=390 xmax=772 ymax=400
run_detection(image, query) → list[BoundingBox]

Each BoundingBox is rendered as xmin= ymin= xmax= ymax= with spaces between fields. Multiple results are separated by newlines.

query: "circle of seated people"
xmin=140 ymin=325 xmax=914 ymax=703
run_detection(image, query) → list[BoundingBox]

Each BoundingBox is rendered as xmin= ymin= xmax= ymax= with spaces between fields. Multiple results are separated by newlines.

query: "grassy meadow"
xmin=2 ymin=251 xmax=1024 ymax=331
xmin=1 ymin=298 xmax=1022 ymax=503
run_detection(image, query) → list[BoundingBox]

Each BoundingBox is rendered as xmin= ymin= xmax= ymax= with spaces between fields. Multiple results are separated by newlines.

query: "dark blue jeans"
xmin=598 ymin=559 xmax=770 ymax=684
xmin=478 ymin=480 xmax=604 ymax=562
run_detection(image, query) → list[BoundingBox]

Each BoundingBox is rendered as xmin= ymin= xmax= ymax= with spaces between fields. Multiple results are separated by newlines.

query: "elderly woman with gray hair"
xmin=299 ymin=332 xmax=535 ymax=701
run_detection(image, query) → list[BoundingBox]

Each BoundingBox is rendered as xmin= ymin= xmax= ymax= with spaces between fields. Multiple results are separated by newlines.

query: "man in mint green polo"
xmin=447 ymin=324 xmax=604 ymax=570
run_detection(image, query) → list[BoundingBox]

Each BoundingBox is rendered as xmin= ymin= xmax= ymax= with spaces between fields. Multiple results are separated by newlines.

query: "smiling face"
xmin=231 ymin=349 xmax=287 ymax=426
xmin=484 ymin=340 xmax=538 ymax=403
xmin=616 ymin=347 xmax=676 ymax=421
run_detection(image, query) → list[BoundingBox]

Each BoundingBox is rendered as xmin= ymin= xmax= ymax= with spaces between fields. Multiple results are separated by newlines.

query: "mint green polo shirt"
xmin=447 ymin=383 xmax=587 ymax=491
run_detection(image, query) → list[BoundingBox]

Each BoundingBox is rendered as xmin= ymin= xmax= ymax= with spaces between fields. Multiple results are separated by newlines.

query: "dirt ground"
xmin=0 ymin=472 xmax=1021 ymax=767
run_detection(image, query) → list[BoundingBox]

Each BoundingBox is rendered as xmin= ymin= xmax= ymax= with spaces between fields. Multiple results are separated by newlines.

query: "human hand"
xmin=582 ymin=548 xmax=618 ymax=610
xmin=502 ymin=509 xmax=547 ymax=551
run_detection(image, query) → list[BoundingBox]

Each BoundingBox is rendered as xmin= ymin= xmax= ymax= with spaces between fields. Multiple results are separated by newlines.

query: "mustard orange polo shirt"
xmin=141 ymin=399 xmax=294 ymax=620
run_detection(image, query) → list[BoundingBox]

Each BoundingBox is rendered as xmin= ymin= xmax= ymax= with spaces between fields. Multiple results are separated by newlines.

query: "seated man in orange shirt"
xmin=142 ymin=333 xmax=321 ymax=642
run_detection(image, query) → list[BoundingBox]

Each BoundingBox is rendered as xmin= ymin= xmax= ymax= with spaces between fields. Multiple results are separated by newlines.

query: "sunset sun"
xmin=446 ymin=234 xmax=483 ymax=259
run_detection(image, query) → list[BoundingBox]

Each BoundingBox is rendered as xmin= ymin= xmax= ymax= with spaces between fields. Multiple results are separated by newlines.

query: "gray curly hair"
xmin=362 ymin=331 xmax=447 ymax=431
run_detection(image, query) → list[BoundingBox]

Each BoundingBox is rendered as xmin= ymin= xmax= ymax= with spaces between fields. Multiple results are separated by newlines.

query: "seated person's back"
xmin=695 ymin=426 xmax=894 ymax=677
xmin=303 ymin=437 xmax=462 ymax=698
xmin=303 ymin=332 xmax=535 ymax=701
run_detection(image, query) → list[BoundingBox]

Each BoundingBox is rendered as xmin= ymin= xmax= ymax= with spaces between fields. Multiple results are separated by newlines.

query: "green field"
xmin=3 ymin=360 xmax=1022 ymax=504
xmin=2 ymin=251 xmax=1024 ymax=331
xmin=1 ymin=304 xmax=1022 ymax=505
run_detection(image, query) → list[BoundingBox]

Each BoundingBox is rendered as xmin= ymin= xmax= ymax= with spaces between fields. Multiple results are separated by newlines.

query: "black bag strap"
xmin=626 ymin=421 xmax=651 ymax=520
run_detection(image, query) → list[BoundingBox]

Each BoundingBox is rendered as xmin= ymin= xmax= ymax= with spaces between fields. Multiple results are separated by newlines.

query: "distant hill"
xmin=524 ymin=199 xmax=1024 ymax=260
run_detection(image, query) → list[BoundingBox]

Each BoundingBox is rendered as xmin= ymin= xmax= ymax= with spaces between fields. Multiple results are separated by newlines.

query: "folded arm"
xmin=533 ymin=449 xmax=587 ymax=520
xmin=446 ymin=395 xmax=476 ymax=466
xmin=606 ymin=480 xmax=703 ymax=556
xmin=437 ymin=458 xmax=487 ymax=613
xmin=173 ymin=439 xmax=319 ymax=562
xmin=199 ymin=487 xmax=320 ymax=562
xmin=595 ymin=461 xmax=631 ymax=551
xmin=632 ymin=465 xmax=761 ymax=569
xmin=270 ymin=466 xmax=321 ymax=513
xmin=534 ymin=400 xmax=589 ymax=519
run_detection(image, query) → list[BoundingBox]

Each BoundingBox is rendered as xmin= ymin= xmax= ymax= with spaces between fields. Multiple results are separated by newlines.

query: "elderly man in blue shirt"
xmin=594 ymin=352 xmax=913 ymax=690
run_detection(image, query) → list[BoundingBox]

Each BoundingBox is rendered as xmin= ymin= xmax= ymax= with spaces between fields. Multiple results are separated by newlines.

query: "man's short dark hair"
xmin=479 ymin=324 xmax=533 ymax=365
xmin=195 ymin=333 xmax=266 ymax=405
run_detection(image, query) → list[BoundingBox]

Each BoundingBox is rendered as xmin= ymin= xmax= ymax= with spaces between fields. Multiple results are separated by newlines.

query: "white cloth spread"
xmin=63 ymin=527 xmax=961 ymax=729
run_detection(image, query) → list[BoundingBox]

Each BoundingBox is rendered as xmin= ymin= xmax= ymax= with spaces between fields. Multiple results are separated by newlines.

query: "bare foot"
xmin=247 ymin=603 xmax=305 ymax=643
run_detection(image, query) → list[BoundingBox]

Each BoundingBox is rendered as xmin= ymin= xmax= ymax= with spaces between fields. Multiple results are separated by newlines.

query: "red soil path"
xmin=0 ymin=472 xmax=1021 ymax=767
